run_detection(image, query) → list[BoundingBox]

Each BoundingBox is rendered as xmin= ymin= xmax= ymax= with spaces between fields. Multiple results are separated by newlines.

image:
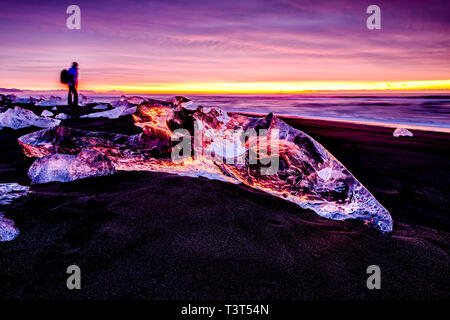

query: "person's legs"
xmin=73 ymin=86 xmax=78 ymax=106
xmin=68 ymin=85 xmax=73 ymax=106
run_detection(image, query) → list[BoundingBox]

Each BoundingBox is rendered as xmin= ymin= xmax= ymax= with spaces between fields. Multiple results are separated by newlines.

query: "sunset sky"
xmin=1 ymin=0 xmax=449 ymax=93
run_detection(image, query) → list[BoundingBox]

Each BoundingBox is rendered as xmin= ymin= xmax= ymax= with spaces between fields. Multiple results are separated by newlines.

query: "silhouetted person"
xmin=68 ymin=62 xmax=78 ymax=106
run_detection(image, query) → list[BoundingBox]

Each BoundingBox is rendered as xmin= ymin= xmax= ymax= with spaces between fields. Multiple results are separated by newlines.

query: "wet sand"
xmin=0 ymin=104 xmax=449 ymax=299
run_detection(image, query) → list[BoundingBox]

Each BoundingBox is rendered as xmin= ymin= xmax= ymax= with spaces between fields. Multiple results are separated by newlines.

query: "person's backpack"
xmin=60 ymin=69 xmax=72 ymax=84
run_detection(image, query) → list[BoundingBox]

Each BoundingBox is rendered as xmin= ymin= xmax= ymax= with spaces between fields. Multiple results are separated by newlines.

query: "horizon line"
xmin=3 ymin=80 xmax=450 ymax=95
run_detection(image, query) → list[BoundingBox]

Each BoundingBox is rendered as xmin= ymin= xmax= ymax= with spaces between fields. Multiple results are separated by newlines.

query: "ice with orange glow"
xmin=18 ymin=97 xmax=393 ymax=232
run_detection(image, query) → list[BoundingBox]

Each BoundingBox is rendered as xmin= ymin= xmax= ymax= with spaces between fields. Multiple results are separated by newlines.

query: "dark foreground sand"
xmin=0 ymin=104 xmax=449 ymax=299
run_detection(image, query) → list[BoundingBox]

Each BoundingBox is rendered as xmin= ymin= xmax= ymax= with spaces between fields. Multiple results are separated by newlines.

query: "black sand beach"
xmin=0 ymin=104 xmax=449 ymax=299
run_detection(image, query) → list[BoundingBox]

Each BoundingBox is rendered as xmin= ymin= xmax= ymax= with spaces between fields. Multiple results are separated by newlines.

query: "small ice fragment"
xmin=81 ymin=105 xmax=136 ymax=119
xmin=78 ymin=94 xmax=94 ymax=106
xmin=0 ymin=183 xmax=30 ymax=205
xmin=55 ymin=113 xmax=70 ymax=120
xmin=13 ymin=96 xmax=41 ymax=104
xmin=0 ymin=183 xmax=29 ymax=241
xmin=93 ymin=103 xmax=109 ymax=110
xmin=41 ymin=110 xmax=54 ymax=117
xmin=126 ymin=96 xmax=146 ymax=105
xmin=393 ymin=128 xmax=413 ymax=137
xmin=0 ymin=214 xmax=20 ymax=242
xmin=28 ymin=149 xmax=116 ymax=184
xmin=36 ymin=96 xmax=62 ymax=107
xmin=317 ymin=167 xmax=332 ymax=181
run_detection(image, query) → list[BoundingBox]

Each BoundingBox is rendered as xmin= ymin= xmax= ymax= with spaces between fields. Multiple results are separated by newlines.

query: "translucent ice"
xmin=0 ymin=213 xmax=20 ymax=242
xmin=393 ymin=128 xmax=413 ymax=137
xmin=110 ymin=96 xmax=146 ymax=109
xmin=0 ymin=183 xmax=29 ymax=205
xmin=93 ymin=103 xmax=109 ymax=110
xmin=36 ymin=96 xmax=63 ymax=107
xmin=13 ymin=96 xmax=43 ymax=104
xmin=125 ymin=96 xmax=146 ymax=105
xmin=0 ymin=183 xmax=29 ymax=242
xmin=78 ymin=93 xmax=94 ymax=106
xmin=0 ymin=106 xmax=61 ymax=129
xmin=55 ymin=113 xmax=70 ymax=120
xmin=28 ymin=149 xmax=116 ymax=184
xmin=80 ymin=105 xmax=136 ymax=119
xmin=41 ymin=110 xmax=54 ymax=117
xmin=18 ymin=98 xmax=393 ymax=232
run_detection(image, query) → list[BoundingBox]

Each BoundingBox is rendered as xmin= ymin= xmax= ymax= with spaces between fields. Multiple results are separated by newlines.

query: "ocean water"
xmin=134 ymin=94 xmax=450 ymax=132
xmin=11 ymin=92 xmax=450 ymax=132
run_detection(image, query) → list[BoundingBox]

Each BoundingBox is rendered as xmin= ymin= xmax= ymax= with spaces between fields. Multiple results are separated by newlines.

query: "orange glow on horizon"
xmin=76 ymin=79 xmax=450 ymax=94
xmin=8 ymin=80 xmax=450 ymax=95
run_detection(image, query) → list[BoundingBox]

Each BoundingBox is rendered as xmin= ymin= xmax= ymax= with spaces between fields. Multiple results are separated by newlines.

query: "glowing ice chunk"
xmin=18 ymin=98 xmax=393 ymax=232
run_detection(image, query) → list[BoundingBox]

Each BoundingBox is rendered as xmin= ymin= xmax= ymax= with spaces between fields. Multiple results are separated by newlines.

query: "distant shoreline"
xmin=3 ymin=92 xmax=450 ymax=133
xmin=235 ymin=111 xmax=450 ymax=134
xmin=278 ymin=114 xmax=450 ymax=134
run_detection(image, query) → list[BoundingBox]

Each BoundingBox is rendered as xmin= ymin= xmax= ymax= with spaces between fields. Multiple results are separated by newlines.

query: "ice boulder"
xmin=126 ymin=96 xmax=146 ymax=105
xmin=13 ymin=96 xmax=43 ymax=104
xmin=171 ymin=96 xmax=198 ymax=110
xmin=41 ymin=110 xmax=54 ymax=117
xmin=110 ymin=96 xmax=128 ymax=108
xmin=93 ymin=103 xmax=109 ymax=110
xmin=28 ymin=149 xmax=116 ymax=184
xmin=36 ymin=96 xmax=63 ymax=107
xmin=0 ymin=213 xmax=20 ymax=242
xmin=80 ymin=105 xmax=136 ymax=119
xmin=0 ymin=106 xmax=61 ymax=129
xmin=55 ymin=113 xmax=70 ymax=120
xmin=110 ymin=95 xmax=148 ymax=108
xmin=78 ymin=94 xmax=94 ymax=106
xmin=393 ymin=128 xmax=413 ymax=137
xmin=0 ymin=183 xmax=30 ymax=205
xmin=0 ymin=183 xmax=29 ymax=241
xmin=0 ymin=94 xmax=16 ymax=105
xmin=18 ymin=97 xmax=393 ymax=232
